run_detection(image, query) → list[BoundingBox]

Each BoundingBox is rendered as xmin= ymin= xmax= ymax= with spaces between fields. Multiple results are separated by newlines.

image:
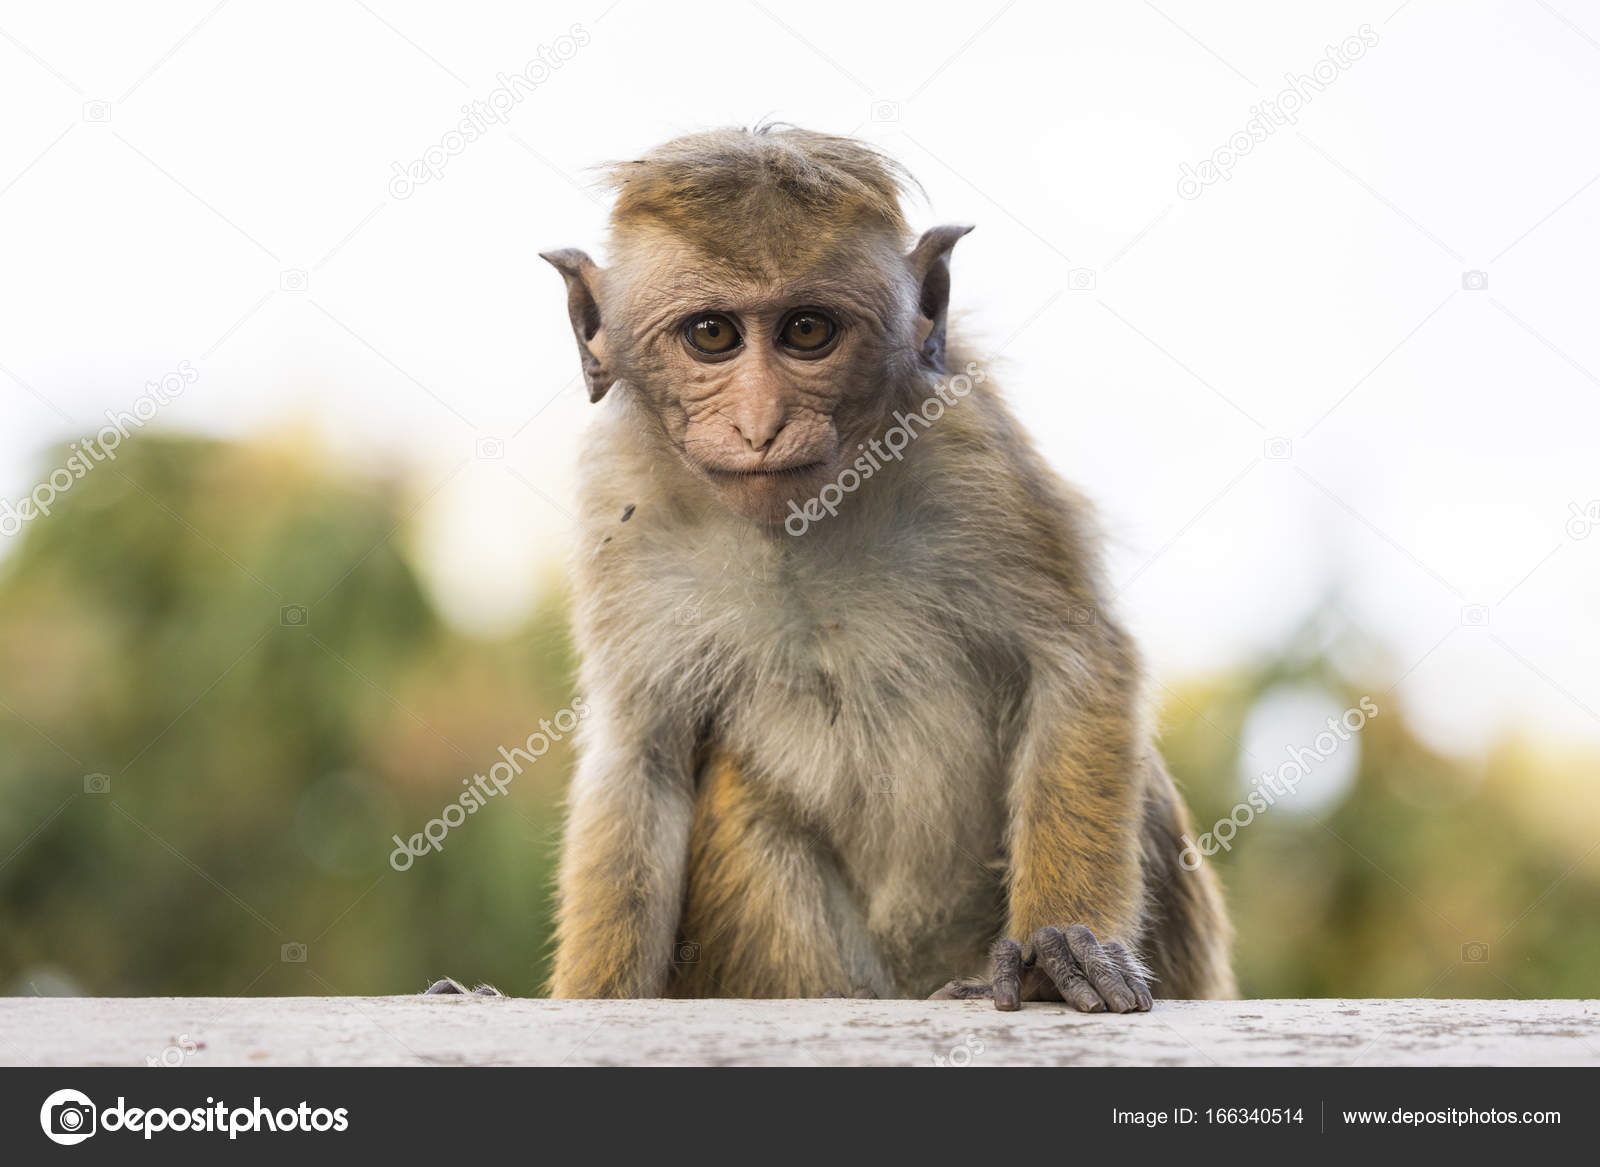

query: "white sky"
xmin=2 ymin=0 xmax=1598 ymax=755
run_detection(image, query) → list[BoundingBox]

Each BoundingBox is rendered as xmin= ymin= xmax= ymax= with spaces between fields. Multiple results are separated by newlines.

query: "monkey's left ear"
xmin=540 ymin=248 xmax=613 ymax=402
xmin=907 ymin=224 xmax=974 ymax=372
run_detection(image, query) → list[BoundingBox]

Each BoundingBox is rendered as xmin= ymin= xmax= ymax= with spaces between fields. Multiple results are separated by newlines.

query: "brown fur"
xmin=543 ymin=126 xmax=1234 ymax=1006
xmin=1139 ymin=758 xmax=1238 ymax=997
xmin=601 ymin=126 xmax=914 ymax=267
xmin=668 ymin=752 xmax=853 ymax=997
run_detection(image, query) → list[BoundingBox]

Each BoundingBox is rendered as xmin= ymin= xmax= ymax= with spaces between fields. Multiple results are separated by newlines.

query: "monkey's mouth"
xmin=703 ymin=461 xmax=827 ymax=480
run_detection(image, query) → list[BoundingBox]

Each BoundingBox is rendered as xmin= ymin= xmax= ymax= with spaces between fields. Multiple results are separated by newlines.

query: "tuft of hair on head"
xmin=597 ymin=124 xmax=921 ymax=254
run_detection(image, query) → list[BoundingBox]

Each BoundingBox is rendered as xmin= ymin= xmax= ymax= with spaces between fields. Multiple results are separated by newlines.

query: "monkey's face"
xmin=605 ymin=233 xmax=917 ymax=525
xmin=542 ymin=193 xmax=969 ymax=527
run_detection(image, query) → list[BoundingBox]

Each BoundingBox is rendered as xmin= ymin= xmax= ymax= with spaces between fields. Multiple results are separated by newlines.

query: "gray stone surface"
xmin=2 ymin=997 xmax=1597 ymax=1067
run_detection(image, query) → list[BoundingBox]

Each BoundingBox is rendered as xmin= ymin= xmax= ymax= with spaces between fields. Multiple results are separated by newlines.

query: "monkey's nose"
xmin=734 ymin=417 xmax=785 ymax=454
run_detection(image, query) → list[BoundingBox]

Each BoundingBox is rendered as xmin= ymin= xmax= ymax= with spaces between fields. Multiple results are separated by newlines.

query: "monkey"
xmin=520 ymin=125 xmax=1235 ymax=1013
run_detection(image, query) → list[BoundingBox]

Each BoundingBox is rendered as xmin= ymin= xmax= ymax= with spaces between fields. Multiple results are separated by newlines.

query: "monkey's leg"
xmin=1136 ymin=760 xmax=1237 ymax=999
xmin=667 ymin=752 xmax=869 ymax=999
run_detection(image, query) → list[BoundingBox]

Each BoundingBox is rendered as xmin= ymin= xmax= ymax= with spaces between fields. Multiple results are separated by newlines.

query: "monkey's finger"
xmin=1063 ymin=925 xmax=1136 ymax=1014
xmin=1031 ymin=926 xmax=1102 ymax=1013
xmin=990 ymin=938 xmax=1023 ymax=1011
xmin=1103 ymin=942 xmax=1154 ymax=1012
xmin=852 ymin=987 xmax=879 ymax=999
xmin=424 ymin=978 xmax=472 ymax=995
xmin=821 ymin=990 xmax=846 ymax=998
xmin=929 ymin=979 xmax=994 ymax=1001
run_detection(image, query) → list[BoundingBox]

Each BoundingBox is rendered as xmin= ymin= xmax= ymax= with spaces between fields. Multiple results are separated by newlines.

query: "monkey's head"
xmin=542 ymin=126 xmax=971 ymax=524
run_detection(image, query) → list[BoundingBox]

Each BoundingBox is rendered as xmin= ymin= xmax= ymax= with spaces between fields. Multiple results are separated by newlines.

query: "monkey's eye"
xmin=685 ymin=313 xmax=742 ymax=355
xmin=778 ymin=310 xmax=837 ymax=353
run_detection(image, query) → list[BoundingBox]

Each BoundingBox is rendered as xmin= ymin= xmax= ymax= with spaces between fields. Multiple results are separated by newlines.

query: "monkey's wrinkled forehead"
xmin=599 ymin=126 xmax=916 ymax=269
xmin=610 ymin=213 xmax=907 ymax=287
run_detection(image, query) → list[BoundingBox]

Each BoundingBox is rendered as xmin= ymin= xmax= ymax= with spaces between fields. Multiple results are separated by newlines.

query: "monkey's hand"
xmin=929 ymin=925 xmax=1153 ymax=1014
xmin=422 ymin=978 xmax=504 ymax=997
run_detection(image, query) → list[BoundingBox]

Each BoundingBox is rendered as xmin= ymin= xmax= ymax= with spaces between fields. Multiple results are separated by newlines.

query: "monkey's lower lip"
xmin=705 ymin=462 xmax=826 ymax=479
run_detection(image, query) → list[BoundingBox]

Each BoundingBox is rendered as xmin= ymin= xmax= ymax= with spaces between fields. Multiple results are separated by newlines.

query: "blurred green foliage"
xmin=1166 ymin=674 xmax=1600 ymax=999
xmin=1 ymin=435 xmax=1595 ymax=998
xmin=1 ymin=436 xmax=574 ymax=996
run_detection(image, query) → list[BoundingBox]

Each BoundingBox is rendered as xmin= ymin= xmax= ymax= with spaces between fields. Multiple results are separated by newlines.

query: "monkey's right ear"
xmin=540 ymin=248 xmax=613 ymax=402
xmin=907 ymin=224 xmax=974 ymax=373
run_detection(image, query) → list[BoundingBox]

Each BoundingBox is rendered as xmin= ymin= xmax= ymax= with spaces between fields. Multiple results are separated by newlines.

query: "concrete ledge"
xmin=3 ymin=998 xmax=1596 ymax=1067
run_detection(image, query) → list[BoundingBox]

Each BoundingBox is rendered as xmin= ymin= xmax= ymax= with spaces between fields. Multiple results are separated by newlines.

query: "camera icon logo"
xmin=279 ymin=269 xmax=309 ymax=292
xmin=674 ymin=941 xmax=700 ymax=964
xmin=40 ymin=1088 xmax=97 ymax=1145
xmin=1067 ymin=604 xmax=1097 ymax=626
xmin=82 ymin=101 xmax=112 ymax=123
xmin=871 ymin=773 xmax=896 ymax=795
xmin=1068 ymin=268 xmax=1097 ymax=291
xmin=870 ymin=100 xmax=900 ymax=122
xmin=281 ymin=942 xmax=308 ymax=962
xmin=1461 ymin=270 xmax=1488 ymax=291
xmin=1461 ymin=941 xmax=1490 ymax=963
xmin=1263 ymin=437 xmax=1293 ymax=460
xmin=280 ymin=604 xmax=308 ymax=627
xmin=475 ymin=436 xmax=505 ymax=460
xmin=1460 ymin=604 xmax=1490 ymax=627
xmin=83 ymin=773 xmax=111 ymax=794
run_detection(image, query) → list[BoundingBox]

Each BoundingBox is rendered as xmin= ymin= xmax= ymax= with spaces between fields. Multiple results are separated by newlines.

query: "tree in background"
xmin=1162 ymin=657 xmax=1600 ymax=1000
xmin=0 ymin=435 xmax=573 ymax=996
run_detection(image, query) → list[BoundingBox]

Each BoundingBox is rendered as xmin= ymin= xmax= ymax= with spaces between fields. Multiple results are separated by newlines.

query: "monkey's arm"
xmin=934 ymin=670 xmax=1155 ymax=1013
xmin=1007 ymin=682 xmax=1153 ymax=1011
xmin=1006 ymin=678 xmax=1146 ymax=936
xmin=548 ymin=726 xmax=695 ymax=998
